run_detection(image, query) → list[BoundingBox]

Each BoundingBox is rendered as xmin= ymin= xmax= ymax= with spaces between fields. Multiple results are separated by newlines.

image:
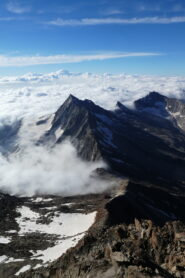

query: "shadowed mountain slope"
xmin=40 ymin=93 xmax=185 ymax=188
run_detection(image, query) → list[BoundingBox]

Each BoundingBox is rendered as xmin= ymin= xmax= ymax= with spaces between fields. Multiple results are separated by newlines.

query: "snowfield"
xmin=16 ymin=205 xmax=96 ymax=266
xmin=0 ymin=195 xmax=98 ymax=276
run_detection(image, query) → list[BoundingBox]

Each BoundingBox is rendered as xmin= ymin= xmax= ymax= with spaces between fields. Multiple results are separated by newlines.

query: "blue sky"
xmin=0 ymin=0 xmax=185 ymax=75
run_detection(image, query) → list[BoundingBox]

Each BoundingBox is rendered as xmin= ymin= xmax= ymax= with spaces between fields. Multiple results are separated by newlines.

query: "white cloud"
xmin=48 ymin=16 xmax=185 ymax=26
xmin=0 ymin=141 xmax=109 ymax=196
xmin=0 ymin=52 xmax=160 ymax=67
xmin=6 ymin=1 xmax=31 ymax=14
xmin=102 ymin=8 xmax=123 ymax=16
xmin=0 ymin=69 xmax=185 ymax=121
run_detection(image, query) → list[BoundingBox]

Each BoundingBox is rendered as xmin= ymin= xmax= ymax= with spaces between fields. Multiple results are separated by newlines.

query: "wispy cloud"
xmin=6 ymin=1 xmax=31 ymax=14
xmin=48 ymin=16 xmax=185 ymax=26
xmin=102 ymin=8 xmax=123 ymax=16
xmin=137 ymin=3 xmax=161 ymax=12
xmin=0 ymin=52 xmax=161 ymax=67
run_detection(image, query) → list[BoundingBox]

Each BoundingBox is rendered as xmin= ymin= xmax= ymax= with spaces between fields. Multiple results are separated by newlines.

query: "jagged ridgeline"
xmin=40 ymin=92 xmax=185 ymax=185
xmin=37 ymin=92 xmax=185 ymax=224
xmin=0 ymin=92 xmax=185 ymax=278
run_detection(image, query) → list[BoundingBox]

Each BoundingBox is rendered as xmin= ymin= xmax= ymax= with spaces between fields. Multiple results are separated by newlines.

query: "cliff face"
xmin=40 ymin=93 xmax=185 ymax=186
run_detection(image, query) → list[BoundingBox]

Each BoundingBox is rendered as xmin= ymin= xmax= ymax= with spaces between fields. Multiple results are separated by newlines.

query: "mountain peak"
xmin=65 ymin=95 xmax=95 ymax=108
xmin=148 ymin=91 xmax=165 ymax=99
xmin=136 ymin=91 xmax=165 ymax=105
xmin=134 ymin=91 xmax=165 ymax=108
xmin=67 ymin=94 xmax=81 ymax=104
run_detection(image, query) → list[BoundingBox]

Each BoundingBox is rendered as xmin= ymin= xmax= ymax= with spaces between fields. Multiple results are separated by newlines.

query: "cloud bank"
xmin=0 ymin=141 xmax=109 ymax=196
xmin=0 ymin=52 xmax=160 ymax=67
xmin=0 ymin=70 xmax=185 ymax=122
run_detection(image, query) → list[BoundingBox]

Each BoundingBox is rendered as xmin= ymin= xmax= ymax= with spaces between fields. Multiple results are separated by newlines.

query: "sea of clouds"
xmin=0 ymin=69 xmax=185 ymax=196
xmin=1 ymin=69 xmax=185 ymax=122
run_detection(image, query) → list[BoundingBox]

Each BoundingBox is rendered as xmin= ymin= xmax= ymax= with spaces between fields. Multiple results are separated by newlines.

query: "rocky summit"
xmin=0 ymin=92 xmax=185 ymax=278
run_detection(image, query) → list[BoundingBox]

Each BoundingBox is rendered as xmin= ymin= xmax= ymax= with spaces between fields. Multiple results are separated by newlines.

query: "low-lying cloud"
xmin=0 ymin=141 xmax=109 ymax=196
xmin=0 ymin=70 xmax=185 ymax=122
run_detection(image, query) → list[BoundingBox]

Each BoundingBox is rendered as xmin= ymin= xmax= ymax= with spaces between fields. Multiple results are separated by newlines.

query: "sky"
xmin=0 ymin=0 xmax=185 ymax=75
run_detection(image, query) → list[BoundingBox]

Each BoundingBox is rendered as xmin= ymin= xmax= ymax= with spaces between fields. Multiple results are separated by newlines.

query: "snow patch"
xmin=0 ymin=255 xmax=8 ymax=263
xmin=63 ymin=202 xmax=75 ymax=206
xmin=31 ymin=197 xmax=54 ymax=203
xmin=16 ymin=206 xmax=96 ymax=264
xmin=16 ymin=206 xmax=96 ymax=237
xmin=5 ymin=257 xmax=24 ymax=263
xmin=55 ymin=127 xmax=64 ymax=140
xmin=32 ymin=197 xmax=43 ymax=203
xmin=0 ymin=236 xmax=11 ymax=244
xmin=33 ymin=234 xmax=84 ymax=264
xmin=6 ymin=230 xmax=17 ymax=234
xmin=15 ymin=265 xmax=31 ymax=276
xmin=40 ymin=206 xmax=57 ymax=210
xmin=170 ymin=111 xmax=181 ymax=116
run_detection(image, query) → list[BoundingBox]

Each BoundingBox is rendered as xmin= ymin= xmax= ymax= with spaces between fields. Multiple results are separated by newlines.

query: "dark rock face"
xmin=37 ymin=93 xmax=185 ymax=225
xmin=41 ymin=93 xmax=185 ymax=187
xmin=0 ymin=193 xmax=21 ymax=233
xmin=106 ymin=181 xmax=185 ymax=225
xmin=41 ymin=95 xmax=102 ymax=160
xmin=134 ymin=91 xmax=185 ymax=131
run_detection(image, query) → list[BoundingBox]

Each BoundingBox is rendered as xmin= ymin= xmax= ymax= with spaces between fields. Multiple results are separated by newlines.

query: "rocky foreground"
xmin=18 ymin=181 xmax=185 ymax=278
xmin=0 ymin=190 xmax=111 ymax=278
xmin=1 ymin=179 xmax=184 ymax=278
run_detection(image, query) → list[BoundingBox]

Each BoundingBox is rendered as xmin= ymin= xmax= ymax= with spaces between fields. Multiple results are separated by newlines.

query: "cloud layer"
xmin=0 ymin=70 xmax=185 ymax=122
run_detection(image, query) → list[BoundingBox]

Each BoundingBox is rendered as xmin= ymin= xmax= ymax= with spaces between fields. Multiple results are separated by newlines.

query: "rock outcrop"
xmin=22 ymin=205 xmax=185 ymax=278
